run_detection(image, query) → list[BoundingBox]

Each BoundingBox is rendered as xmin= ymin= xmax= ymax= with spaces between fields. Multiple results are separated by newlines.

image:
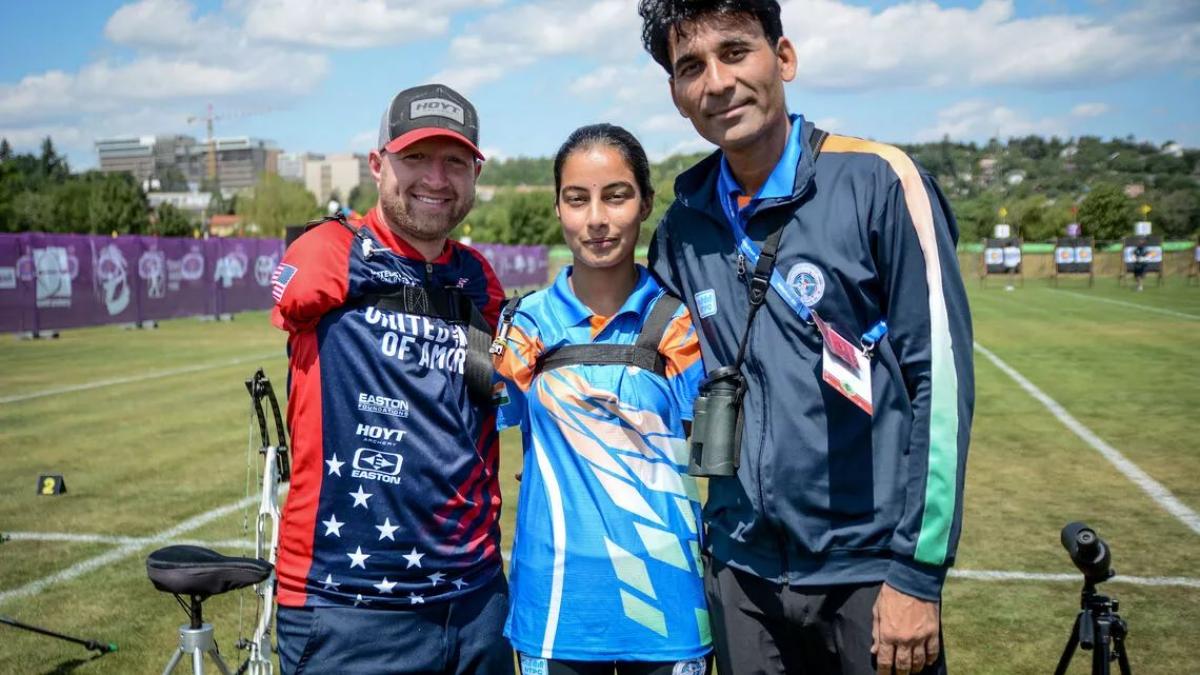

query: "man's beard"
xmin=379 ymin=189 xmax=474 ymax=243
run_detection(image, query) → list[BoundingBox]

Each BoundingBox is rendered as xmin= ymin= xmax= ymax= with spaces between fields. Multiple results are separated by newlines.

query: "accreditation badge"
xmin=812 ymin=313 xmax=873 ymax=415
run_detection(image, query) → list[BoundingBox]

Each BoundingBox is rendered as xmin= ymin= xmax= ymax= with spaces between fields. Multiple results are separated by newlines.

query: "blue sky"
xmin=1 ymin=0 xmax=1197 ymax=171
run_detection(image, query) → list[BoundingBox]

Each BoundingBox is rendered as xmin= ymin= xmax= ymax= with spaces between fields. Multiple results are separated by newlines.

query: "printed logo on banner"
xmin=786 ymin=262 xmax=825 ymax=307
xmin=254 ymin=253 xmax=278 ymax=287
xmin=32 ymin=247 xmax=73 ymax=308
xmin=139 ymin=250 xmax=167 ymax=298
xmin=94 ymin=243 xmax=131 ymax=315
xmin=0 ymin=266 xmax=16 ymax=290
xmin=214 ymin=250 xmax=248 ymax=288
xmin=271 ymin=263 xmax=297 ymax=302
xmin=180 ymin=249 xmax=205 ymax=281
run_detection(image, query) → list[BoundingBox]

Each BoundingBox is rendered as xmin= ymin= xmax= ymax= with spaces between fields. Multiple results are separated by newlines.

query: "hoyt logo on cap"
xmin=379 ymin=83 xmax=483 ymax=160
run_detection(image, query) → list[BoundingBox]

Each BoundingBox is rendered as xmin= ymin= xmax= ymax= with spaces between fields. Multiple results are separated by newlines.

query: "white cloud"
xmin=435 ymin=0 xmax=645 ymax=90
xmin=646 ymin=137 xmax=715 ymax=162
xmin=916 ymin=99 xmax=1069 ymax=142
xmin=812 ymin=117 xmax=843 ymax=132
xmin=429 ymin=65 xmax=511 ymax=93
xmin=780 ymin=0 xmax=1199 ymax=90
xmin=0 ymin=54 xmax=327 ymax=127
xmin=349 ymin=128 xmax=377 ymax=152
xmin=105 ymin=0 xmax=221 ymax=49
xmin=1071 ymin=102 xmax=1110 ymax=118
xmin=641 ymin=113 xmax=691 ymax=134
xmin=238 ymin=0 xmax=503 ymax=48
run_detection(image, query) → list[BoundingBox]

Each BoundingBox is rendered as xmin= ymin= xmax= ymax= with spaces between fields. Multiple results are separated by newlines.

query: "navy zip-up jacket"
xmin=649 ymin=118 xmax=974 ymax=601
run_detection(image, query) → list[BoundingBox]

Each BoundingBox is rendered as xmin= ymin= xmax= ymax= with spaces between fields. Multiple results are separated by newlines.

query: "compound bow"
xmin=236 ymin=368 xmax=290 ymax=675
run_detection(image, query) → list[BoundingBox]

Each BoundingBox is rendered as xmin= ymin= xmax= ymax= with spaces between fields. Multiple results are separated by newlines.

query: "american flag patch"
xmin=271 ymin=263 xmax=297 ymax=302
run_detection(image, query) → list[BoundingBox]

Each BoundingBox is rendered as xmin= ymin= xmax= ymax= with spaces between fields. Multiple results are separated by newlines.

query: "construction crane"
xmin=186 ymin=104 xmax=271 ymax=184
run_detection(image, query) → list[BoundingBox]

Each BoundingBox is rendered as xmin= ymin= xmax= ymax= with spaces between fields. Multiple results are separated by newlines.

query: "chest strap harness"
xmin=493 ymin=293 xmax=683 ymax=379
xmin=308 ymin=213 xmax=498 ymax=407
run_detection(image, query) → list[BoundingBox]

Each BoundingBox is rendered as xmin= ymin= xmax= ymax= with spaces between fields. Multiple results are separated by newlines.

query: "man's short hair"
xmin=638 ymin=0 xmax=784 ymax=75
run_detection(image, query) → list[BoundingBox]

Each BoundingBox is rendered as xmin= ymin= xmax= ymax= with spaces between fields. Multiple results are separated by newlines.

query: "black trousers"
xmin=704 ymin=557 xmax=948 ymax=675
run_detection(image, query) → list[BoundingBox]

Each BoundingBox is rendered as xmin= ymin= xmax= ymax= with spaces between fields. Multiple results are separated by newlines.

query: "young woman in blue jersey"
xmin=492 ymin=124 xmax=712 ymax=675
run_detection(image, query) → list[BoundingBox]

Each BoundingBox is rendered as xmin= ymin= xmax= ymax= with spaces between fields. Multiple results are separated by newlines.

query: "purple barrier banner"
xmin=0 ymin=233 xmax=284 ymax=333
xmin=136 ymin=236 xmax=216 ymax=321
xmin=472 ymin=243 xmax=549 ymax=289
xmin=0 ymin=234 xmax=545 ymax=333
xmin=0 ymin=234 xmax=32 ymax=334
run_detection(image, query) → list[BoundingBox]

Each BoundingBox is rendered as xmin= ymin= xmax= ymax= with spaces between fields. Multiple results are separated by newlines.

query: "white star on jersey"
xmin=347 ymin=546 xmax=370 ymax=569
xmin=321 ymin=574 xmax=340 ymax=591
xmin=375 ymin=518 xmax=399 ymax=541
xmin=402 ymin=547 xmax=425 ymax=569
xmin=451 ymin=578 xmax=467 ymax=591
xmin=349 ymin=485 xmax=373 ymax=509
xmin=373 ymin=577 xmax=397 ymax=594
xmin=409 ymin=593 xmax=425 ymax=605
xmin=326 ymin=454 xmax=344 ymax=476
xmin=354 ymin=593 xmax=369 ymax=607
xmin=322 ymin=514 xmax=344 ymax=537
xmin=428 ymin=571 xmax=445 ymax=586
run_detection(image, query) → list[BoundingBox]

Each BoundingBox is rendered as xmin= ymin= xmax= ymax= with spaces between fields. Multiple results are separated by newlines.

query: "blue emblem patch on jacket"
xmin=695 ymin=289 xmax=718 ymax=318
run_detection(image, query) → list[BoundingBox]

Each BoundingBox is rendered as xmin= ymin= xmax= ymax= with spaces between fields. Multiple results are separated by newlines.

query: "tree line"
xmin=3 ymin=133 xmax=1197 ymax=245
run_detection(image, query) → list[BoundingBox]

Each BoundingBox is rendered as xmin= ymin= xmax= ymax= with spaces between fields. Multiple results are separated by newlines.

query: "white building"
xmin=304 ymin=153 xmax=370 ymax=204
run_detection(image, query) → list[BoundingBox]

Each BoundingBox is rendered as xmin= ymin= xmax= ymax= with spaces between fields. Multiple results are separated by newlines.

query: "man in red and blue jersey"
xmin=270 ymin=84 xmax=512 ymax=675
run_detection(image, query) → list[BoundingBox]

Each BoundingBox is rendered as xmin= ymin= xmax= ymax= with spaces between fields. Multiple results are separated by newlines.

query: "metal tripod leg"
xmin=1054 ymin=613 xmax=1082 ymax=675
xmin=162 ymin=648 xmax=184 ymax=675
xmin=161 ymin=623 xmax=233 ymax=675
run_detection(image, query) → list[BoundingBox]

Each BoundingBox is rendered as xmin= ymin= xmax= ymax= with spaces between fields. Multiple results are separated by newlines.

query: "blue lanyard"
xmin=717 ymin=179 xmax=887 ymax=350
xmin=718 ymin=177 xmax=813 ymax=323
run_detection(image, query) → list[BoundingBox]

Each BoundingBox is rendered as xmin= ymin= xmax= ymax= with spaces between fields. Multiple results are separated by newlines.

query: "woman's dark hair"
xmin=639 ymin=0 xmax=783 ymax=75
xmin=553 ymin=123 xmax=654 ymax=204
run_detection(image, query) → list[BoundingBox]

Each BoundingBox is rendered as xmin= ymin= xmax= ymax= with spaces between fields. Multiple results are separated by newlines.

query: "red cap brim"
xmin=382 ymin=128 xmax=485 ymax=161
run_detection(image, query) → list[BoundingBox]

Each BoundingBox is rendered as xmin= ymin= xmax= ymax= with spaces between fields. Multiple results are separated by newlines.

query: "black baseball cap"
xmin=378 ymin=83 xmax=483 ymax=160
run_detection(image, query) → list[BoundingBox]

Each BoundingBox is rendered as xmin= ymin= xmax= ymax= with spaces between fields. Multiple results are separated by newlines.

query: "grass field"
xmin=2 ymin=276 xmax=1198 ymax=674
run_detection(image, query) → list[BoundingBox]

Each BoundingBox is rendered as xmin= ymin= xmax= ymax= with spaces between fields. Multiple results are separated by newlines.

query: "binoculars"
xmin=688 ymin=366 xmax=746 ymax=477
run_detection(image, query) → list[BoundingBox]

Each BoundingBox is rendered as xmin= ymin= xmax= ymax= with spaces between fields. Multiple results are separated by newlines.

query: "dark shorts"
xmin=705 ymin=557 xmax=948 ymax=675
xmin=276 ymin=572 xmax=514 ymax=675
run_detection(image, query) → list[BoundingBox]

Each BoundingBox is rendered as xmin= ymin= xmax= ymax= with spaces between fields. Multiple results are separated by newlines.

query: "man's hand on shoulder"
xmin=872 ymin=582 xmax=940 ymax=675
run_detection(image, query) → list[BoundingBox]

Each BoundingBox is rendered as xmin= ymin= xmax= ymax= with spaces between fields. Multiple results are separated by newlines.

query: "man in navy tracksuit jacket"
xmin=638 ymin=2 xmax=974 ymax=673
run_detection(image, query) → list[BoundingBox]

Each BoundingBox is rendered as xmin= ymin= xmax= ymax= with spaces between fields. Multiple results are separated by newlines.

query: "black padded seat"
xmin=146 ymin=545 xmax=272 ymax=597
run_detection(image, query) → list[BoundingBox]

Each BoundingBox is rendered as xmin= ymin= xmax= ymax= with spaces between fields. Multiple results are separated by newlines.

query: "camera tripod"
xmin=1054 ymin=581 xmax=1132 ymax=675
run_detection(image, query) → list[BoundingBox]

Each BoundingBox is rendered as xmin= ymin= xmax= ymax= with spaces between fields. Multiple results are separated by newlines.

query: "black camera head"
xmin=1061 ymin=522 xmax=1114 ymax=585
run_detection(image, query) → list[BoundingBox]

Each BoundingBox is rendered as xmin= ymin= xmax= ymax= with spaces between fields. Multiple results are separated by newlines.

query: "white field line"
xmin=948 ymin=569 xmax=1200 ymax=589
xmin=974 ymin=341 xmax=1200 ymax=537
xmin=0 ymin=496 xmax=256 ymax=606
xmin=1054 ymin=290 xmax=1200 ymax=321
xmin=5 ymin=532 xmax=254 ymax=550
xmin=8 ymin=531 xmax=1200 ymax=590
xmin=0 ymin=352 xmax=282 ymax=405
